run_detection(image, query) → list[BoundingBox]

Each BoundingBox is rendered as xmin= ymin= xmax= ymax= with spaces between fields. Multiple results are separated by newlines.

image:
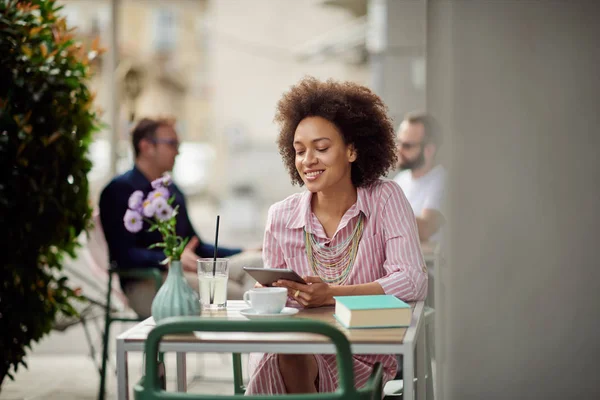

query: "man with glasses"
xmin=393 ymin=112 xmax=446 ymax=243
xmin=99 ymin=117 xmax=262 ymax=317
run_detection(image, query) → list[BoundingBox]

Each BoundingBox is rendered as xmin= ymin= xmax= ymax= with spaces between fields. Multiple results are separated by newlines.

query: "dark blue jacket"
xmin=99 ymin=166 xmax=240 ymax=288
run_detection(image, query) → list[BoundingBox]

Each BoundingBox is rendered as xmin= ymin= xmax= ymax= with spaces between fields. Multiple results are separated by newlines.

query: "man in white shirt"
xmin=394 ymin=112 xmax=446 ymax=242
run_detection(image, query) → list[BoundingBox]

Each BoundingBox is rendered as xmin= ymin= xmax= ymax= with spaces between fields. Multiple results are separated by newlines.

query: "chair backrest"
xmin=87 ymin=211 xmax=110 ymax=276
xmin=134 ymin=317 xmax=383 ymax=400
xmin=54 ymin=211 xmax=126 ymax=331
xmin=81 ymin=211 xmax=129 ymax=306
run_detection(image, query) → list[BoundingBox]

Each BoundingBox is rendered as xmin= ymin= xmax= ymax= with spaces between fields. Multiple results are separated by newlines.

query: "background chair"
xmin=86 ymin=212 xmax=164 ymax=400
xmin=62 ymin=211 xmax=163 ymax=400
xmin=134 ymin=317 xmax=384 ymax=400
xmin=98 ymin=264 xmax=162 ymax=400
xmin=383 ymin=306 xmax=435 ymax=399
xmin=383 ymin=244 xmax=440 ymax=399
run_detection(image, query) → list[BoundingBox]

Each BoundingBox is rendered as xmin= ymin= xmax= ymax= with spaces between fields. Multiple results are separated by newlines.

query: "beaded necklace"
xmin=304 ymin=214 xmax=364 ymax=285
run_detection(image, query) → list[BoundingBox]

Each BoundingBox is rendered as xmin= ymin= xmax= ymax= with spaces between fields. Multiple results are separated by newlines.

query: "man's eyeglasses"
xmin=397 ymin=140 xmax=423 ymax=150
xmin=151 ymin=138 xmax=180 ymax=150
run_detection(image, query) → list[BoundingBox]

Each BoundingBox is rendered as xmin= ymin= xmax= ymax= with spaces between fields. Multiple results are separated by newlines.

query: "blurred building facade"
xmin=63 ymin=0 xmax=394 ymax=207
xmin=63 ymin=0 xmax=211 ymax=140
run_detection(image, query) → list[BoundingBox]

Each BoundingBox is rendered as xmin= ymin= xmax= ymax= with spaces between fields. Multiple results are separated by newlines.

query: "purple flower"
xmin=147 ymin=187 xmax=169 ymax=201
xmin=123 ymin=209 xmax=143 ymax=233
xmin=161 ymin=173 xmax=172 ymax=187
xmin=142 ymin=199 xmax=156 ymax=218
xmin=128 ymin=190 xmax=144 ymax=211
xmin=151 ymin=197 xmax=168 ymax=212
xmin=155 ymin=204 xmax=173 ymax=221
xmin=151 ymin=173 xmax=172 ymax=189
xmin=150 ymin=177 xmax=163 ymax=189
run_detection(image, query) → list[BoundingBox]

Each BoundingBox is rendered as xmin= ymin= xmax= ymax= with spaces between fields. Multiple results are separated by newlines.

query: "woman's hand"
xmin=274 ymin=276 xmax=334 ymax=308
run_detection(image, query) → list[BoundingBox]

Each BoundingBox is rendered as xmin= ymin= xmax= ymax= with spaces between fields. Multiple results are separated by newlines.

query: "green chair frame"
xmin=98 ymin=265 xmax=163 ymax=400
xmin=134 ymin=317 xmax=384 ymax=400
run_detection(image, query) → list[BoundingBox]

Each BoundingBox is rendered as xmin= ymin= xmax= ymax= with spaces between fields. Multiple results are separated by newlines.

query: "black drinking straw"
xmin=210 ymin=215 xmax=220 ymax=304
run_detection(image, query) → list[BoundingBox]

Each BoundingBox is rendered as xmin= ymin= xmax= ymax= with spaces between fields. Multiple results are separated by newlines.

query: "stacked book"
xmin=334 ymin=295 xmax=412 ymax=329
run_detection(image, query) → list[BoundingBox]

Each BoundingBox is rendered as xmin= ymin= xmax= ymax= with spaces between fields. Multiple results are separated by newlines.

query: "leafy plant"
xmin=0 ymin=0 xmax=102 ymax=386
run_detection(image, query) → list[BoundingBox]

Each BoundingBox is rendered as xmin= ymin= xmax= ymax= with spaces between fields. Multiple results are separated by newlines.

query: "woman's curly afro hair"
xmin=275 ymin=76 xmax=397 ymax=188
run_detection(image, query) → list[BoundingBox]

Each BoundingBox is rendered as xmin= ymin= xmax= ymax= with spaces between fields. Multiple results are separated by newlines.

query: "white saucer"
xmin=240 ymin=307 xmax=299 ymax=320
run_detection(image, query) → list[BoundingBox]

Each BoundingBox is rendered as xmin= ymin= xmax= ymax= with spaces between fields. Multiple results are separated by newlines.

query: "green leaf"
xmin=180 ymin=236 xmax=190 ymax=249
xmin=174 ymin=237 xmax=189 ymax=260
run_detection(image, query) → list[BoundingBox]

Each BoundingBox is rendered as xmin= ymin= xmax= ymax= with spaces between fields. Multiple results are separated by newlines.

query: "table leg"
xmin=434 ymin=251 xmax=444 ymax=400
xmin=176 ymin=352 xmax=187 ymax=392
xmin=404 ymin=347 xmax=415 ymax=400
xmin=116 ymin=339 xmax=129 ymax=400
xmin=417 ymin=327 xmax=426 ymax=400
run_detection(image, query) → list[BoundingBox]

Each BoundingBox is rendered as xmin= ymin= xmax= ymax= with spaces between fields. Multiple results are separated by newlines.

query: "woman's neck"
xmin=312 ymin=182 xmax=358 ymax=220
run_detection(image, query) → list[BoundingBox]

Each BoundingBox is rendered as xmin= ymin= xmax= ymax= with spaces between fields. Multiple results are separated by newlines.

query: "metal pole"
xmin=108 ymin=0 xmax=120 ymax=177
xmin=367 ymin=0 xmax=387 ymax=96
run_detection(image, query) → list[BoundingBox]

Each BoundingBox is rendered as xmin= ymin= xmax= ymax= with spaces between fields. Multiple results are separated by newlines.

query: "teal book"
xmin=333 ymin=295 xmax=412 ymax=329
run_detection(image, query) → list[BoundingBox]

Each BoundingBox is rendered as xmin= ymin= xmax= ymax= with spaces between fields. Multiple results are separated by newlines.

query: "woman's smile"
xmin=304 ymin=169 xmax=324 ymax=181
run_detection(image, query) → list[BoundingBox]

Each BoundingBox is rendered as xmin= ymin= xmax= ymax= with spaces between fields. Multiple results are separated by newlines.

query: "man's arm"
xmin=417 ymin=169 xmax=446 ymax=242
xmin=416 ymin=209 xmax=445 ymax=242
xmin=197 ymin=243 xmax=242 ymax=258
xmin=99 ymin=181 xmax=165 ymax=269
xmin=172 ymin=184 xmax=242 ymax=259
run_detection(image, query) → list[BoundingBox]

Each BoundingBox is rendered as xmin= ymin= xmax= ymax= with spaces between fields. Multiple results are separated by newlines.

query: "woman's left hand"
xmin=274 ymin=276 xmax=334 ymax=308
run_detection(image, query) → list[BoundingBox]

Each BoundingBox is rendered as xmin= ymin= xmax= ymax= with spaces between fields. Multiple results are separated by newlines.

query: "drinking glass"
xmin=197 ymin=258 xmax=229 ymax=310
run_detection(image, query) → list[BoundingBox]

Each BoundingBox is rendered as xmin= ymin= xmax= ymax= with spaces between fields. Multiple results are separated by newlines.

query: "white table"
xmin=116 ymin=300 xmax=426 ymax=399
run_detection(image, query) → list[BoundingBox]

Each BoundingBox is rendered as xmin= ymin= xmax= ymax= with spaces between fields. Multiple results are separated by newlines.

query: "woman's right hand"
xmin=274 ymin=276 xmax=334 ymax=308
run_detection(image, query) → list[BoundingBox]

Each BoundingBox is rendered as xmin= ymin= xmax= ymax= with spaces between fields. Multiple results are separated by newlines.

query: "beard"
xmin=399 ymin=149 xmax=425 ymax=170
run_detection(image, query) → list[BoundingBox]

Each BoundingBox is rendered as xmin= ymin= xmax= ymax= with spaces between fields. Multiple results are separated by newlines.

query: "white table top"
xmin=117 ymin=300 xmax=425 ymax=355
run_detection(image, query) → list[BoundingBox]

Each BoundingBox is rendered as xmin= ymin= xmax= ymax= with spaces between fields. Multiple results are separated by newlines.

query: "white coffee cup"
xmin=243 ymin=287 xmax=287 ymax=314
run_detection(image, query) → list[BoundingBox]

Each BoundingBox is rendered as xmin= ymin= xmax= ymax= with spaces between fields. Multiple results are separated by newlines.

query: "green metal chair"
xmin=98 ymin=265 xmax=163 ymax=400
xmin=134 ymin=317 xmax=384 ymax=400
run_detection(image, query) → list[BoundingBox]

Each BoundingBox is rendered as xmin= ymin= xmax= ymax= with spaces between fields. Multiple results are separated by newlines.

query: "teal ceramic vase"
xmin=151 ymin=260 xmax=200 ymax=322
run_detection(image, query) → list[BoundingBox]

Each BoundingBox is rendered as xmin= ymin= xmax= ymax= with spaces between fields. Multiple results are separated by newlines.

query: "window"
xmin=153 ymin=8 xmax=178 ymax=52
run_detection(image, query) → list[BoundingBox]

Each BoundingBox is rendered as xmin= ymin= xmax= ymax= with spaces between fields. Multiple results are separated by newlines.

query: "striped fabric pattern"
xmin=245 ymin=179 xmax=428 ymax=395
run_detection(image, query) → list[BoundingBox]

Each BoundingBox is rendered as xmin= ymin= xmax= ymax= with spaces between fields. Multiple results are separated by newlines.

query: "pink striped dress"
xmin=245 ymin=179 xmax=428 ymax=395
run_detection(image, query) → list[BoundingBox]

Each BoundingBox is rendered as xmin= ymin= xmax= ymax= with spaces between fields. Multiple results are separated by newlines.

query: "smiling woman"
xmin=244 ymin=77 xmax=427 ymax=395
